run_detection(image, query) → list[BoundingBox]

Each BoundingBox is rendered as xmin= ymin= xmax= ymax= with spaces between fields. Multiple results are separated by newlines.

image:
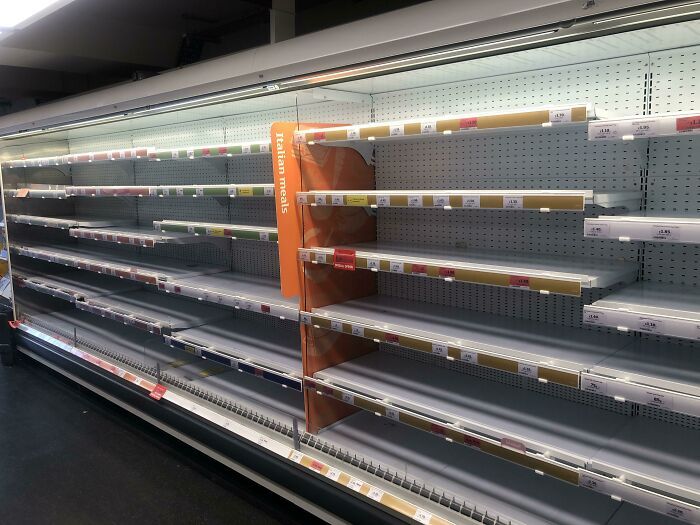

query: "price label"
xmin=389 ymin=124 xmax=404 ymax=137
xmin=638 ymin=316 xmax=662 ymax=333
xmin=299 ymin=251 xmax=311 ymax=262
xmin=259 ymin=232 xmax=269 ymax=241
xmin=333 ymin=249 xmax=356 ymax=271
xmin=385 ymin=333 xmax=400 ymax=345
xmin=347 ymin=478 xmax=363 ymax=492
xmin=676 ymin=115 xmax=700 ymax=133
xmin=376 ymin=195 xmax=390 ymax=207
xmin=385 ymin=407 xmax=400 ymax=420
xmin=300 ymin=313 xmax=312 ymax=325
xmin=666 ymin=501 xmax=695 ymax=521
xmin=459 ymin=117 xmax=477 ymax=130
xmin=433 ymin=195 xmax=449 ymax=207
xmin=186 ymin=149 xmax=195 ymax=158
xmin=420 ymin=121 xmax=437 ymax=134
xmin=503 ymin=196 xmax=523 ymax=209
xmin=413 ymin=509 xmax=432 ymax=524
xmin=585 ymin=222 xmax=610 ymax=238
xmin=341 ymin=392 xmax=354 ymax=404
xmin=176 ymin=188 xmax=184 ymax=196
xmin=367 ymin=487 xmax=384 ymax=502
xmin=462 ymin=195 xmax=480 ymax=208
xmin=366 ymin=258 xmax=380 ymax=270
xmin=315 ymin=194 xmax=327 ymax=206
xmin=195 ymin=187 xmax=204 ymax=196
xmin=351 ymin=325 xmax=364 ymax=337
xmin=581 ymin=376 xmax=608 ymax=395
xmin=264 ymin=186 xmax=274 ymax=196
xmin=171 ymin=150 xmax=180 ymax=159
xmin=289 ymin=450 xmax=304 ymax=463
xmin=518 ymin=362 xmax=538 ymax=378
xmin=187 ymin=225 xmax=196 ymax=234
xmin=579 ymin=473 xmax=607 ymax=493
xmin=149 ymin=384 xmax=167 ymax=400
xmin=583 ymin=310 xmax=607 ymax=325
xmin=242 ymin=144 xmax=252 ymax=154
xmin=549 ymin=108 xmax=572 ymax=123
xmin=650 ymin=224 xmax=680 ymax=241
xmin=411 ymin=264 xmax=427 ymax=275
xmin=346 ymin=195 xmax=368 ymax=206
xmin=259 ymin=144 xmax=270 ymax=153
xmin=509 ymin=275 xmax=530 ymax=289
xmin=501 ymin=437 xmax=526 ymax=453
xmin=293 ymin=132 xmax=305 ymax=144
xmin=589 ymin=122 xmax=620 ymax=140
xmin=330 ymin=320 xmax=343 ymax=332
xmin=162 ymin=188 xmax=170 ymax=197
xmin=257 ymin=435 xmax=271 ymax=448
xmin=630 ymin=119 xmax=659 ymax=137
xmin=431 ymin=342 xmax=448 ymax=357
xmin=297 ymin=194 xmax=307 ymax=204
xmin=331 ymin=195 xmax=344 ymax=206
xmin=644 ymin=389 xmax=673 ymax=410
xmin=408 ymin=195 xmax=423 ymax=208
xmin=326 ymin=467 xmax=341 ymax=481
xmin=346 ymin=127 xmax=360 ymax=140
xmin=315 ymin=253 xmax=326 ymax=264
xmin=460 ymin=350 xmax=478 ymax=363
xmin=389 ymin=261 xmax=404 ymax=273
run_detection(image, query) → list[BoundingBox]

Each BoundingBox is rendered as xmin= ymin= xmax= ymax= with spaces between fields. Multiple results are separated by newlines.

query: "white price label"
xmin=650 ymin=224 xmax=680 ymax=241
xmin=385 ymin=407 xmax=400 ymax=420
xmin=299 ymin=251 xmax=311 ymax=262
xmin=579 ymin=473 xmax=607 ymax=493
xmin=389 ymin=261 xmax=404 ymax=273
xmin=630 ymin=119 xmax=659 ymax=137
xmin=589 ymin=122 xmax=620 ymax=140
xmin=666 ymin=501 xmax=695 ymax=521
xmin=171 ymin=150 xmax=180 ymax=159
xmin=583 ymin=310 xmax=607 ymax=325
xmin=325 ymin=467 xmax=341 ymax=481
xmin=431 ymin=342 xmax=448 ymax=357
xmin=341 ymin=392 xmax=354 ymax=404
xmin=408 ymin=195 xmax=423 ymax=208
xmin=257 ymin=435 xmax=271 ymax=448
xmin=585 ymin=222 xmax=610 ymax=238
xmin=176 ymin=188 xmax=184 ymax=196
xmin=195 ymin=187 xmax=204 ymax=197
xmin=462 ymin=195 xmax=481 ymax=208
xmin=330 ymin=320 xmax=343 ymax=332
xmin=644 ymin=389 xmax=674 ymax=410
xmin=638 ymin=316 xmax=662 ymax=333
xmin=162 ymin=188 xmax=170 ymax=197
xmin=290 ymin=451 xmax=304 ymax=463
xmin=376 ymin=195 xmax=390 ymax=207
xmin=186 ymin=149 xmax=195 ymax=158
xmin=315 ymin=194 xmax=327 ymax=206
xmin=264 ymin=186 xmax=274 ymax=196
xmin=242 ymin=144 xmax=252 ymax=154
xmin=347 ymin=478 xmax=363 ymax=492
xmin=351 ymin=325 xmax=364 ymax=337
xmin=346 ymin=127 xmax=360 ymax=140
xmin=549 ymin=108 xmax=572 ymax=123
xmin=297 ymin=194 xmax=307 ymax=204
xmin=460 ymin=350 xmax=478 ymax=364
xmin=300 ymin=313 xmax=312 ymax=325
xmin=331 ymin=195 xmax=344 ymax=206
xmin=315 ymin=253 xmax=326 ymax=264
xmin=148 ymin=187 xmax=156 ymax=196
xmin=581 ymin=376 xmax=608 ymax=395
xmin=293 ymin=132 xmax=305 ymax=144
xmin=229 ymin=187 xmax=237 ymax=197
xmin=413 ymin=509 xmax=433 ymax=524
xmin=366 ymin=258 xmax=380 ymax=270
xmin=259 ymin=232 xmax=269 ymax=241
xmin=420 ymin=121 xmax=437 ymax=134
xmin=259 ymin=144 xmax=270 ymax=153
xmin=518 ymin=362 xmax=538 ymax=378
xmin=433 ymin=195 xmax=450 ymax=207
xmin=367 ymin=487 xmax=384 ymax=502
xmin=389 ymin=124 xmax=404 ymax=137
xmin=503 ymin=196 xmax=523 ymax=209
xmin=187 ymin=225 xmax=195 ymax=234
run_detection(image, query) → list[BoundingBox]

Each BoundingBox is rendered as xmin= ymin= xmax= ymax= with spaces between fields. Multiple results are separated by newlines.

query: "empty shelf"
xmin=7 ymin=214 xmax=126 ymax=229
xmin=0 ymin=147 xmax=151 ymax=168
xmin=155 ymin=221 xmax=278 ymax=242
xmin=589 ymin=112 xmax=700 ymax=140
xmin=309 ymin=294 xmax=630 ymax=387
xmin=585 ymin=213 xmax=700 ymax=243
xmin=300 ymin=241 xmax=638 ymax=295
xmin=11 ymin=243 xmax=226 ymax=283
xmin=70 ymin=226 xmax=202 ymax=247
xmin=66 ymin=184 xmax=274 ymax=197
xmin=5 ymin=187 xmax=67 ymax=199
xmin=147 ymin=141 xmax=271 ymax=161
xmin=13 ymin=268 xmax=139 ymax=301
xmin=160 ymin=271 xmax=298 ymax=319
xmin=584 ymin=281 xmax=700 ymax=340
xmin=298 ymin=190 xmax=641 ymax=211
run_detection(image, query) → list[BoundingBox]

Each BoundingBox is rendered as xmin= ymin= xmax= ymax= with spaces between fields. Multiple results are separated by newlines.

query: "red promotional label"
xmin=676 ymin=115 xmax=700 ymax=133
xmin=501 ymin=437 xmax=526 ymax=453
xmin=509 ymin=275 xmax=530 ymax=288
xmin=333 ymin=249 xmax=356 ymax=271
xmin=313 ymin=131 xmax=326 ymax=142
xmin=411 ymin=264 xmax=428 ymax=275
xmin=459 ymin=117 xmax=477 ymax=130
xmin=149 ymin=384 xmax=167 ymax=400
xmin=218 ymin=147 xmax=228 ymax=155
xmin=260 ymin=304 xmax=271 ymax=313
xmin=310 ymin=460 xmax=325 ymax=472
xmin=93 ymin=152 xmax=108 ymax=161
xmin=385 ymin=333 xmax=400 ymax=344
xmin=463 ymin=435 xmax=481 ymax=448
xmin=202 ymin=148 xmax=211 ymax=157
xmin=430 ymin=423 xmax=446 ymax=436
xmin=438 ymin=267 xmax=455 ymax=278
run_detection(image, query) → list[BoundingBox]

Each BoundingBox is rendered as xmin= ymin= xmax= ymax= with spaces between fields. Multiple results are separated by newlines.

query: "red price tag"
xmin=459 ymin=117 xmax=477 ymax=130
xmin=218 ymin=147 xmax=228 ymax=155
xmin=463 ymin=435 xmax=481 ymax=448
xmin=438 ymin=267 xmax=455 ymax=278
xmin=430 ymin=423 xmax=446 ymax=436
xmin=333 ymin=249 xmax=356 ymax=271
xmin=411 ymin=264 xmax=428 ymax=275
xmin=16 ymin=189 xmax=29 ymax=198
xmin=310 ymin=460 xmax=325 ymax=472
xmin=501 ymin=437 xmax=526 ymax=453
xmin=676 ymin=115 xmax=700 ymax=133
xmin=149 ymin=384 xmax=167 ymax=400
xmin=202 ymin=148 xmax=211 ymax=157
xmin=385 ymin=333 xmax=400 ymax=344
xmin=260 ymin=304 xmax=271 ymax=313
xmin=509 ymin=275 xmax=530 ymax=288
xmin=313 ymin=131 xmax=326 ymax=142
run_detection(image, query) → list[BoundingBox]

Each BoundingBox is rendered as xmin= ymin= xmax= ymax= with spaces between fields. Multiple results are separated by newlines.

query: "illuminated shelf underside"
xmin=298 ymin=190 xmax=641 ymax=211
xmin=7 ymin=214 xmax=126 ymax=229
xmin=308 ymin=295 xmax=629 ymax=387
xmin=585 ymin=213 xmax=700 ymax=243
xmin=588 ymin=111 xmax=700 ymax=140
xmin=155 ymin=221 xmax=278 ymax=242
xmin=300 ymin=241 xmax=638 ymax=295
xmin=69 ymin=226 xmax=203 ymax=247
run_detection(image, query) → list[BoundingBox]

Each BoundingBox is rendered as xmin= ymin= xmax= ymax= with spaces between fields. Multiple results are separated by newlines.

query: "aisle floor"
xmin=0 ymin=354 xmax=322 ymax=525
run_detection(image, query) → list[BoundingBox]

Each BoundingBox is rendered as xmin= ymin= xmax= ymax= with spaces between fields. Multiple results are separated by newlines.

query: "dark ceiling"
xmin=0 ymin=0 xmax=427 ymax=116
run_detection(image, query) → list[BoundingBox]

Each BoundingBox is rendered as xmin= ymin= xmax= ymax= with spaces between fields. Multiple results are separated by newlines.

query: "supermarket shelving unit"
xmin=2 ymin=4 xmax=700 ymax=524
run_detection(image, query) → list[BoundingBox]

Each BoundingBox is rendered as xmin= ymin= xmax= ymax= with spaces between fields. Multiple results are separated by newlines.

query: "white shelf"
xmin=584 ymin=281 xmax=700 ymax=340
xmin=585 ymin=213 xmax=700 ymax=243
xmin=308 ymin=295 xmax=630 ymax=387
xmin=7 ymin=215 xmax=126 ymax=229
xmin=66 ymin=184 xmax=274 ymax=198
xmin=13 ymin=268 xmax=138 ymax=302
xmin=76 ymin=290 xmax=231 ymax=335
xmin=297 ymin=190 xmax=641 ymax=212
xmin=69 ymin=226 xmax=203 ymax=247
xmin=11 ymin=243 xmax=226 ymax=284
xmin=320 ymin=411 xmax=631 ymax=525
xmin=154 ymin=221 xmax=278 ymax=242
xmin=300 ymin=241 xmax=638 ymax=295
xmin=297 ymin=103 xmax=594 ymax=144
xmin=164 ymin=319 xmax=302 ymax=389
xmin=159 ymin=271 xmax=298 ymax=320
xmin=311 ymin=351 xmax=700 ymax=510
xmin=5 ymin=187 xmax=68 ymax=199
xmin=588 ymin=112 xmax=700 ymax=140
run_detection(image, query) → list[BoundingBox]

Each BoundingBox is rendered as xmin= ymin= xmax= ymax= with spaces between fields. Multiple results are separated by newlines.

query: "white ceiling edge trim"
xmin=0 ymin=0 xmax=664 ymax=137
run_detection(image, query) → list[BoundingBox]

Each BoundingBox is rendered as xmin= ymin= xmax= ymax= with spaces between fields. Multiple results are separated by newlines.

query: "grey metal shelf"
xmin=585 ymin=212 xmax=700 ymax=244
xmin=69 ymin=226 xmax=203 ymax=247
xmin=7 ymin=214 xmax=127 ymax=229
xmin=13 ymin=268 xmax=138 ymax=302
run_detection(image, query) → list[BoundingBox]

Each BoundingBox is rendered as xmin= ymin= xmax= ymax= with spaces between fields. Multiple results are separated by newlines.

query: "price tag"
xmin=297 ymin=194 xmax=307 ymax=204
xmin=264 ymin=186 xmax=274 ymax=196
xmin=509 ymin=275 xmax=530 ymax=289
xmin=462 ymin=195 xmax=480 ymax=208
xmin=385 ymin=407 xmax=400 ymax=420
xmin=433 ymin=195 xmax=449 ymax=207
xmin=347 ymin=478 xmax=363 ymax=492
xmin=459 ymin=117 xmax=477 ymax=130
xmin=176 ymin=188 xmax=184 ymax=196
xmin=503 ymin=196 xmax=523 ymax=209
xmin=385 ymin=333 xmax=400 ymax=345
xmin=411 ymin=264 xmax=427 ymax=275
xmin=162 ymin=188 xmax=170 ymax=197
xmin=293 ymin=132 xmax=305 ymax=144
xmin=149 ymin=384 xmax=167 ymax=400
xmin=549 ymin=108 xmax=572 ymax=123
xmin=589 ymin=122 xmax=620 ymax=140
xmin=585 ymin=222 xmax=610 ymax=238
xmin=257 ymin=435 xmax=271 ymax=448
xmin=330 ymin=320 xmax=343 ymax=332
xmin=420 ymin=121 xmax=437 ymax=134
xmin=666 ymin=501 xmax=695 ymax=521
xmin=583 ymin=310 xmax=607 ymax=325
xmin=630 ymin=119 xmax=659 ymax=137
xmin=259 ymin=143 xmax=270 ymax=153
xmin=315 ymin=194 xmax=327 ymax=206
xmin=431 ymin=342 xmax=448 ymax=357
xmin=331 ymin=195 xmax=344 ymax=206
xmin=341 ymin=392 xmax=354 ymax=404
xmin=242 ymin=144 xmax=252 ymax=154
xmin=346 ymin=195 xmax=368 ymax=206
xmin=289 ymin=450 xmax=304 ymax=463
xmin=518 ymin=363 xmax=538 ymax=378
xmin=366 ymin=258 xmax=380 ymax=270
xmin=351 ymin=325 xmax=364 ymax=337
xmin=187 ymin=225 xmax=196 ymax=234
xmin=186 ymin=149 xmax=195 ymax=158
xmin=195 ymin=187 xmax=204 ymax=196
xmin=315 ymin=253 xmax=326 ymax=264
xmin=579 ymin=473 xmax=607 ymax=493
xmin=413 ymin=509 xmax=433 ymax=524
xmin=300 ymin=313 xmax=312 ymax=325
xmin=238 ymin=187 xmax=254 ymax=197
xmin=676 ymin=115 xmax=700 ymax=133
xmin=644 ymin=389 xmax=673 ymax=410
xmin=299 ymin=251 xmax=311 ymax=262
xmin=389 ymin=261 xmax=404 ymax=273
xmin=581 ymin=376 xmax=608 ymax=395
xmin=333 ymin=249 xmax=356 ymax=271
xmin=326 ymin=467 xmax=341 ymax=481
xmin=638 ymin=316 xmax=662 ymax=333
xmin=376 ymin=195 xmax=390 ymax=207
xmin=408 ymin=195 xmax=423 ymax=208
xmin=460 ymin=350 xmax=478 ymax=363
xmin=501 ymin=437 xmax=526 ymax=453
xmin=171 ymin=150 xmax=180 ymax=159
xmin=389 ymin=124 xmax=404 ymax=137
xmin=346 ymin=127 xmax=360 ymax=140
xmin=367 ymin=487 xmax=384 ymax=502
xmin=650 ymin=224 xmax=680 ymax=241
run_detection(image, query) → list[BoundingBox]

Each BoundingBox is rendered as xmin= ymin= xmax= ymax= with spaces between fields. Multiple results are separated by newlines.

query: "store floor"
xmin=0 ymin=354 xmax=323 ymax=525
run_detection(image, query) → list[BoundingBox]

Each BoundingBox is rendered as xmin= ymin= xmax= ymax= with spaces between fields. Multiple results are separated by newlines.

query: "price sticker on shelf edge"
xmin=385 ymin=407 xmax=400 ymax=420
xmin=195 ymin=187 xmax=204 ymax=196
xmin=582 ymin=376 xmax=608 ymax=395
xmin=631 ymin=119 xmax=659 ymax=137
xmin=385 ymin=333 xmax=400 ymax=345
xmin=408 ymin=195 xmax=423 ymax=208
xmin=459 ymin=117 xmax=477 ymax=130
xmin=300 ymin=313 xmax=312 ymax=325
xmin=331 ymin=194 xmax=344 ymax=206
xmin=421 ymin=121 xmax=437 ymax=134
xmin=333 ymin=249 xmax=356 ymax=271
xmin=264 ymin=186 xmax=274 ymax=196
xmin=676 ymin=115 xmax=700 ymax=133
xmin=176 ymin=187 xmax=184 ymax=196
xmin=390 ymin=261 xmax=404 ymax=273
xmin=644 ymin=389 xmax=673 ymax=410
xmin=413 ymin=509 xmax=433 ymax=525
xmin=518 ymin=362 xmax=538 ymax=378
xmin=315 ymin=194 xmax=327 ymax=206
xmin=650 ymin=224 xmax=680 ymax=241
xmin=325 ymin=467 xmax=341 ymax=481
xmin=351 ymin=325 xmax=364 ymax=337
xmin=585 ymin=222 xmax=610 ymax=238
xmin=149 ymin=384 xmax=167 ymax=400
xmin=346 ymin=194 xmax=368 ymax=206
xmin=315 ymin=252 xmax=326 ymax=265
xmin=439 ymin=267 xmax=456 ymax=278
xmin=509 ymin=275 xmax=530 ymax=289
xmin=289 ymin=450 xmax=304 ymax=463
xmin=638 ymin=316 xmax=663 ymax=333
xmin=347 ymin=478 xmax=364 ymax=492
xmin=431 ymin=342 xmax=448 ymax=357
xmin=346 ymin=127 xmax=360 ymax=140
xmin=503 ymin=195 xmax=523 ymax=209
xmin=376 ymin=195 xmax=390 ymax=207
xmin=549 ymin=108 xmax=572 ymax=123
xmin=583 ymin=310 xmax=607 ymax=325
xmin=259 ymin=231 xmax=269 ymax=241
xmin=433 ymin=194 xmax=449 ymax=207
xmin=330 ymin=320 xmax=343 ymax=332
xmin=590 ymin=122 xmax=620 ymax=140
xmin=367 ymin=487 xmax=384 ymax=502
xmin=297 ymin=194 xmax=307 ymax=204
xmin=411 ymin=264 xmax=427 ymax=275
xmin=366 ymin=258 xmax=380 ymax=271
xmin=389 ymin=124 xmax=404 ymax=137
xmin=501 ymin=437 xmax=526 ymax=453
xmin=341 ymin=391 xmax=354 ymax=405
